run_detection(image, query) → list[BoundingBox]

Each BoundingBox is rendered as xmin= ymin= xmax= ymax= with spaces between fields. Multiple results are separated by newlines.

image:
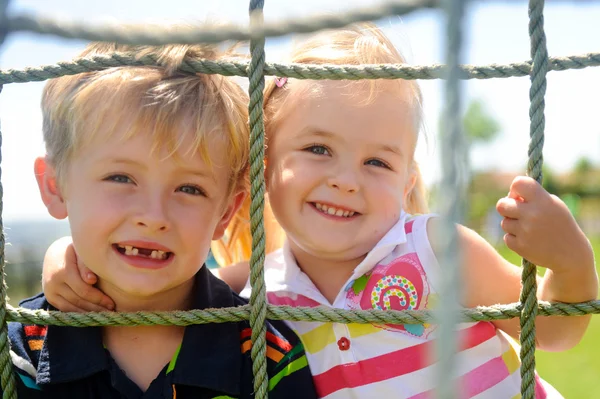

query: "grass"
xmin=495 ymin=236 xmax=600 ymax=398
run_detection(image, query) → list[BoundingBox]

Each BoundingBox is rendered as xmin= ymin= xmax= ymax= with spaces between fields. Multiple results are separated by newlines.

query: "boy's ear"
xmin=212 ymin=190 xmax=247 ymax=240
xmin=34 ymin=157 xmax=68 ymax=220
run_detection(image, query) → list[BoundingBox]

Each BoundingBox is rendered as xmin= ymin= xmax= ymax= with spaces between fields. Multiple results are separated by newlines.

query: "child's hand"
xmin=42 ymin=237 xmax=115 ymax=312
xmin=496 ymin=176 xmax=594 ymax=274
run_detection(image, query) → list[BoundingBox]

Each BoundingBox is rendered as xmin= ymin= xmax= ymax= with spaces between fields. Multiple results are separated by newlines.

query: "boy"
xmin=8 ymin=42 xmax=316 ymax=398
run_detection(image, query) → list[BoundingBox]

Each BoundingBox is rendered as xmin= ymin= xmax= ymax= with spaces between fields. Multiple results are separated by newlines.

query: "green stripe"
xmin=211 ymin=396 xmax=236 ymax=399
xmin=268 ymin=355 xmax=309 ymax=391
xmin=273 ymin=343 xmax=305 ymax=373
xmin=166 ymin=344 xmax=182 ymax=374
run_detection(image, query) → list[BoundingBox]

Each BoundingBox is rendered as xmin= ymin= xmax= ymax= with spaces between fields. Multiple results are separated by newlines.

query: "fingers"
xmin=496 ymin=197 xmax=522 ymax=219
xmin=508 ymin=176 xmax=542 ymax=202
xmin=59 ymin=282 xmax=114 ymax=312
xmin=47 ymin=292 xmax=89 ymax=313
xmin=67 ymin=273 xmax=115 ymax=311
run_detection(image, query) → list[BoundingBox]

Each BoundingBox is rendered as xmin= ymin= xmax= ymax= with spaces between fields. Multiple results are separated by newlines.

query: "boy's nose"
xmin=133 ymin=198 xmax=170 ymax=232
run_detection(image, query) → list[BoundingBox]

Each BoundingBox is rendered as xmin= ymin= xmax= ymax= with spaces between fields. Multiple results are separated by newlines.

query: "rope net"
xmin=0 ymin=0 xmax=598 ymax=398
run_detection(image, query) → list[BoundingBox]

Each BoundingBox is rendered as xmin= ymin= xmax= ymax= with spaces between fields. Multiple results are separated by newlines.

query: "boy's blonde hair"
xmin=42 ymin=42 xmax=254 ymax=265
xmin=263 ymin=22 xmax=429 ymax=216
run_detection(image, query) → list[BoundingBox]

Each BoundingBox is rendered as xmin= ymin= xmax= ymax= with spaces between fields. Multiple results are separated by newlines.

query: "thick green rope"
xmin=5 ymin=300 xmax=600 ymax=327
xmin=1 ymin=52 xmax=599 ymax=84
xmin=435 ymin=0 xmax=466 ymax=398
xmin=4 ymin=0 xmax=436 ymax=46
xmin=519 ymin=0 xmax=549 ymax=398
xmin=247 ymin=1 xmax=268 ymax=398
xmin=0 ymin=0 xmax=17 ymax=396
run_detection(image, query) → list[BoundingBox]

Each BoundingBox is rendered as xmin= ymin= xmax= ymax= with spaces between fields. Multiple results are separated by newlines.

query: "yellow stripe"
xmin=300 ymin=322 xmax=382 ymax=354
xmin=347 ymin=323 xmax=382 ymax=338
xmin=300 ymin=324 xmax=335 ymax=354
xmin=511 ymin=394 xmax=521 ymax=399
xmin=28 ymin=340 xmax=43 ymax=351
xmin=502 ymin=345 xmax=521 ymax=375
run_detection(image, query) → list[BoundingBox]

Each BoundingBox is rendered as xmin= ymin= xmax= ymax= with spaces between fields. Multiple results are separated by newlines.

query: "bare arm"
xmin=211 ymin=261 xmax=250 ymax=294
xmin=428 ymin=177 xmax=597 ymax=352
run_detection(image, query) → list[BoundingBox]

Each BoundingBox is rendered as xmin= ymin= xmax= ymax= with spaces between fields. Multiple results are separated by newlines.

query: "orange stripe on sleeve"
xmin=28 ymin=340 xmax=43 ymax=351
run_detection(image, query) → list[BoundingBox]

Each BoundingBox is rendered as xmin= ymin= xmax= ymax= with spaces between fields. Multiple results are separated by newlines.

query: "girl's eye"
xmin=365 ymin=159 xmax=391 ymax=169
xmin=105 ymin=174 xmax=133 ymax=184
xmin=305 ymin=145 xmax=330 ymax=156
xmin=178 ymin=185 xmax=205 ymax=197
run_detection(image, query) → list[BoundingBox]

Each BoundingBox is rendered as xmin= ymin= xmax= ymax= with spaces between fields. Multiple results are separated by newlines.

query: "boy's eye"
xmin=105 ymin=174 xmax=133 ymax=184
xmin=365 ymin=159 xmax=391 ymax=169
xmin=178 ymin=185 xmax=205 ymax=197
xmin=305 ymin=145 xmax=330 ymax=156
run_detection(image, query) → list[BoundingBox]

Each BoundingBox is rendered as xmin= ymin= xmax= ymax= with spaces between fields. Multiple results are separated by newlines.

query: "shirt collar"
xmin=281 ymin=212 xmax=409 ymax=278
xmin=37 ymin=265 xmax=242 ymax=396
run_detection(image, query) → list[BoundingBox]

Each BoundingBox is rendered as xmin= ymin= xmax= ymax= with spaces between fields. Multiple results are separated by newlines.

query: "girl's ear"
xmin=403 ymin=162 xmax=418 ymax=201
xmin=34 ymin=157 xmax=68 ymax=220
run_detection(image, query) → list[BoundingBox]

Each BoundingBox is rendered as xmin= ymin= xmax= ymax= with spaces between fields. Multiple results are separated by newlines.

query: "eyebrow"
xmin=105 ymin=157 xmax=215 ymax=181
xmin=300 ymin=128 xmax=404 ymax=158
xmin=380 ymin=144 xmax=404 ymax=158
xmin=298 ymin=128 xmax=337 ymax=140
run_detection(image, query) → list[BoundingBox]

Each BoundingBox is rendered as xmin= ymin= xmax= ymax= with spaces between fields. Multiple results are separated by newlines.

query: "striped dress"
xmin=243 ymin=213 xmax=562 ymax=399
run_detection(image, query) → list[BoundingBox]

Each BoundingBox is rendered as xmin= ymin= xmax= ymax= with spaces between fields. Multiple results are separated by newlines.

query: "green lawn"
xmin=495 ymin=237 xmax=600 ymax=398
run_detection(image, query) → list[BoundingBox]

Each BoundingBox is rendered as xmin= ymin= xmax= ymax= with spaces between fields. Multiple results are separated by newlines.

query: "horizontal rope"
xmin=5 ymin=0 xmax=436 ymax=46
xmin=2 ymin=51 xmax=598 ymax=85
xmin=6 ymin=299 xmax=600 ymax=327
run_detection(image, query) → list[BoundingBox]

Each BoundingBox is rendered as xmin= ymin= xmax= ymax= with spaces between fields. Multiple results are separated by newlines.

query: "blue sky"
xmin=0 ymin=0 xmax=599 ymax=220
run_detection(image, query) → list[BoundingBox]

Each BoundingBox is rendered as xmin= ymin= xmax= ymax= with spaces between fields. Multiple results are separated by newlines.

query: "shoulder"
xmin=9 ymin=293 xmax=50 ymax=395
xmin=239 ymin=319 xmax=316 ymax=398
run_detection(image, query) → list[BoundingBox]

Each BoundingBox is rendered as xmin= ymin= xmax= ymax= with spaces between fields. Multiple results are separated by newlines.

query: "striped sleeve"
xmin=240 ymin=323 xmax=317 ymax=398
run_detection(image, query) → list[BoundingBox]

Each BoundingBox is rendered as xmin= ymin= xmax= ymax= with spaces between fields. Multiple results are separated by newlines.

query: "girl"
xmin=42 ymin=24 xmax=596 ymax=398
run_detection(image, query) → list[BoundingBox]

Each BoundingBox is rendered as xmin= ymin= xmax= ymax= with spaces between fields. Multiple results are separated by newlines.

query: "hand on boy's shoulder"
xmin=211 ymin=261 xmax=250 ymax=294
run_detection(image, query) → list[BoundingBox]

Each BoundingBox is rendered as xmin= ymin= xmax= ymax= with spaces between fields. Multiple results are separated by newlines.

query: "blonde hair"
xmin=264 ymin=22 xmax=429 ymax=215
xmin=42 ymin=41 xmax=253 ymax=264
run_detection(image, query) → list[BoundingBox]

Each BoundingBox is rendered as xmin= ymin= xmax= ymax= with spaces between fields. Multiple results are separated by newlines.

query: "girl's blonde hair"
xmin=42 ymin=41 xmax=254 ymax=265
xmin=264 ymin=22 xmax=429 ymax=215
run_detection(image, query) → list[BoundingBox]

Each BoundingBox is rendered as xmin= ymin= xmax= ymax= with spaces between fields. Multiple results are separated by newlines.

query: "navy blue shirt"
xmin=8 ymin=265 xmax=317 ymax=398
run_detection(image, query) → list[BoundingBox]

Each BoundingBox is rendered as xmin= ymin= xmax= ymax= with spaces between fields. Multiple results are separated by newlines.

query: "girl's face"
xmin=265 ymin=81 xmax=418 ymax=264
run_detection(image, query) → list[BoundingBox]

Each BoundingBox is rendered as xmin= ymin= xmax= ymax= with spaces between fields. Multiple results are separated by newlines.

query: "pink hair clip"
xmin=274 ymin=77 xmax=288 ymax=88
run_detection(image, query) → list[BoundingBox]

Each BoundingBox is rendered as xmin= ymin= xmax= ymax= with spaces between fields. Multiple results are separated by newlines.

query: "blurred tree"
xmin=463 ymin=99 xmax=501 ymax=145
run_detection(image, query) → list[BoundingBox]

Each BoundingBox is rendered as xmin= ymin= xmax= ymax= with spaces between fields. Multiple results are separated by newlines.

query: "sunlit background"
xmin=0 ymin=1 xmax=598 ymax=396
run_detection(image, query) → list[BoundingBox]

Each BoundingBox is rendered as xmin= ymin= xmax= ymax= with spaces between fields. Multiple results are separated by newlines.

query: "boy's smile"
xmin=36 ymin=122 xmax=242 ymax=310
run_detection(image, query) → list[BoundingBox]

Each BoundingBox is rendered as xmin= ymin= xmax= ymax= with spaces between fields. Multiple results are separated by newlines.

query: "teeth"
xmin=314 ymin=203 xmax=356 ymax=218
xmin=120 ymin=245 xmax=168 ymax=260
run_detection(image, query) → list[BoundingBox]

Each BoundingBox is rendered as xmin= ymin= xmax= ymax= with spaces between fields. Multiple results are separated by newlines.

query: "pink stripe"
xmin=409 ymin=358 xmax=550 ymax=399
xmin=408 ymin=356 xmax=510 ymax=399
xmin=314 ymin=322 xmax=495 ymax=397
xmin=267 ymin=292 xmax=321 ymax=308
xmin=535 ymin=374 xmax=548 ymax=399
xmin=405 ymin=220 xmax=415 ymax=233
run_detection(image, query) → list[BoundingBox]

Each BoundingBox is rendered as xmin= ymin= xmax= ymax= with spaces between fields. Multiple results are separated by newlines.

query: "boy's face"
xmin=36 ymin=123 xmax=244 ymax=306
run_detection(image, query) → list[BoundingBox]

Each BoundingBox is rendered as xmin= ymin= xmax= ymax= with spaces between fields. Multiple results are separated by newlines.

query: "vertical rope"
xmin=435 ymin=0 xmax=467 ymax=398
xmin=247 ymin=0 xmax=268 ymax=398
xmin=520 ymin=0 xmax=548 ymax=398
xmin=0 ymin=1 xmax=17 ymax=397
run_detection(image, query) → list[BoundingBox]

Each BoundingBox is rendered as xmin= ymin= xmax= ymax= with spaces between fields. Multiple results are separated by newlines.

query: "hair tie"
xmin=274 ymin=77 xmax=288 ymax=88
